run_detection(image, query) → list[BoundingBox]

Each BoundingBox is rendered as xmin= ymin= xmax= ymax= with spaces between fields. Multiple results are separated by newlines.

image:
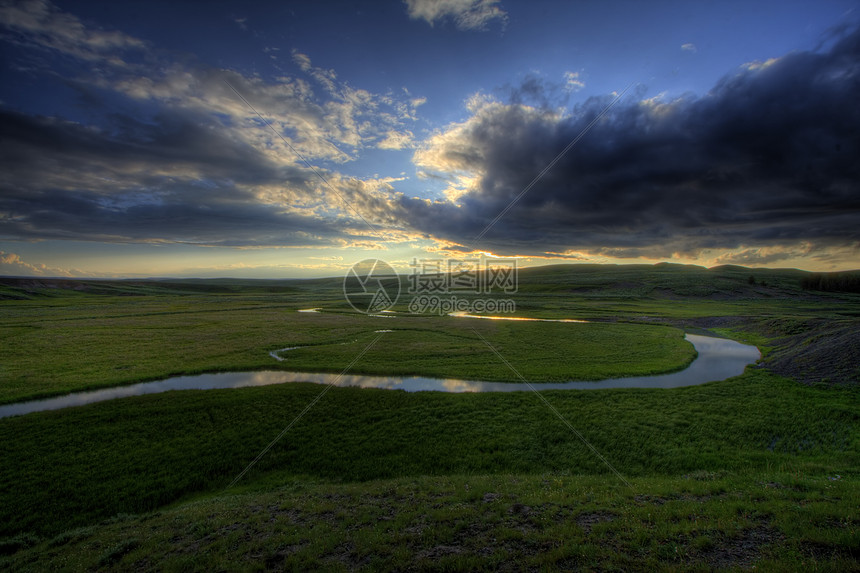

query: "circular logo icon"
xmin=343 ymin=259 xmax=400 ymax=314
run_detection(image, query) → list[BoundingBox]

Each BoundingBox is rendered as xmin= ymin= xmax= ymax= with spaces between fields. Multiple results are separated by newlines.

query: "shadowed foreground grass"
xmin=3 ymin=472 xmax=857 ymax=572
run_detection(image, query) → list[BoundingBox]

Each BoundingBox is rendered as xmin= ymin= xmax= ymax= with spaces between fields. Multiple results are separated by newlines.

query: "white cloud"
xmin=681 ymin=43 xmax=697 ymax=53
xmin=742 ymin=57 xmax=780 ymax=71
xmin=292 ymin=50 xmax=339 ymax=94
xmin=464 ymin=91 xmax=496 ymax=112
xmin=0 ymin=0 xmax=144 ymax=63
xmin=291 ymin=51 xmax=312 ymax=72
xmin=231 ymin=15 xmax=248 ymax=32
xmin=103 ymin=52 xmax=423 ymax=166
xmin=377 ymin=129 xmax=414 ymax=150
xmin=0 ymin=251 xmax=73 ymax=277
xmin=404 ymin=0 xmax=507 ymax=31
xmin=563 ymin=71 xmax=585 ymax=92
xmin=708 ymin=243 xmax=815 ymax=267
xmin=1 ymin=2 xmax=429 ymax=169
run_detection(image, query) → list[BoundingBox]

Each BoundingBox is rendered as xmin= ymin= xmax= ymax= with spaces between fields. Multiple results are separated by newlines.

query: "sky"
xmin=0 ymin=0 xmax=858 ymax=278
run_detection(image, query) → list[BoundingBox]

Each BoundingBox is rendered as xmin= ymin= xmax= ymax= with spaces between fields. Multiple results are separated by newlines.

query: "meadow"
xmin=0 ymin=297 xmax=693 ymax=404
xmin=0 ymin=264 xmax=858 ymax=571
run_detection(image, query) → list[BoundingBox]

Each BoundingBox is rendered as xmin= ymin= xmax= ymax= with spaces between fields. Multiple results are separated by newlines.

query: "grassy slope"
xmin=1 ymin=264 xmax=858 ymax=570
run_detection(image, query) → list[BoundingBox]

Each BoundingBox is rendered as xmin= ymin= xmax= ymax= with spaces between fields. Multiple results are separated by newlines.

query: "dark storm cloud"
xmin=0 ymin=109 xmax=350 ymax=246
xmin=0 ymin=109 xmax=296 ymax=187
xmin=1 ymin=187 xmax=343 ymax=247
xmin=402 ymin=26 xmax=860 ymax=259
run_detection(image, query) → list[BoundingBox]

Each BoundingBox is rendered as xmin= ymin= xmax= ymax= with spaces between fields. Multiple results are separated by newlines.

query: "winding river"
xmin=0 ymin=320 xmax=760 ymax=418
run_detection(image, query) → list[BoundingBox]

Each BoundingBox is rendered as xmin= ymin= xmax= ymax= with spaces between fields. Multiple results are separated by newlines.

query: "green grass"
xmin=279 ymin=319 xmax=694 ymax=382
xmin=0 ymin=264 xmax=858 ymax=570
xmin=0 ymin=369 xmax=856 ymax=540
xmin=0 ymin=296 xmax=307 ymax=403
xmin=0 ymin=297 xmax=695 ymax=404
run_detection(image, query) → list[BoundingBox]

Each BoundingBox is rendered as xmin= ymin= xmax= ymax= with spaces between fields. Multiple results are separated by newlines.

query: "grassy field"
xmin=0 ymin=297 xmax=694 ymax=404
xmin=0 ymin=264 xmax=858 ymax=570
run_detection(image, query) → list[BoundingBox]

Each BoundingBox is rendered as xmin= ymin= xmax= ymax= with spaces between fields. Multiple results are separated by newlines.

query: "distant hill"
xmin=1 ymin=263 xmax=858 ymax=301
xmin=0 ymin=277 xmax=308 ymax=300
xmin=512 ymin=262 xmax=836 ymax=300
